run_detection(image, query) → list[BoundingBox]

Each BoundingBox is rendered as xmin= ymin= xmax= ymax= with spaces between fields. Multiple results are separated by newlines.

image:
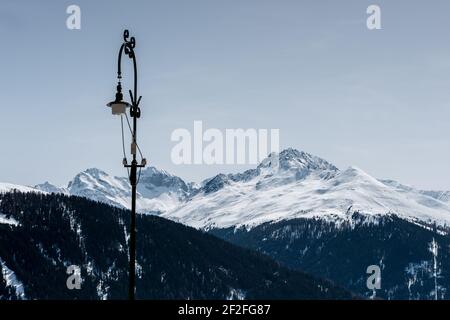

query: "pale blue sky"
xmin=0 ymin=0 xmax=450 ymax=189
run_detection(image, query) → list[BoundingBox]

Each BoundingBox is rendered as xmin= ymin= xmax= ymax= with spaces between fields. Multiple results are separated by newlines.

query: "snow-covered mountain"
xmin=34 ymin=167 xmax=192 ymax=213
xmin=66 ymin=168 xmax=132 ymax=208
xmin=5 ymin=148 xmax=450 ymax=229
xmin=34 ymin=181 xmax=67 ymax=194
xmin=162 ymin=148 xmax=450 ymax=229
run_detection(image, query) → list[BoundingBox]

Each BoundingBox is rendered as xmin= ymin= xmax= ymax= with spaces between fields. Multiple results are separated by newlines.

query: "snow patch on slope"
xmin=0 ymin=213 xmax=19 ymax=226
xmin=0 ymin=258 xmax=26 ymax=300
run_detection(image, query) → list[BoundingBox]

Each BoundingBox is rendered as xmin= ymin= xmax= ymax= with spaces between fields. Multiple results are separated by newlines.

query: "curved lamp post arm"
xmin=117 ymin=30 xmax=142 ymax=117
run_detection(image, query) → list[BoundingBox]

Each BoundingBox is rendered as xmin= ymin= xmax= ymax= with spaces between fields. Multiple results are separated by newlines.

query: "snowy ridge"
xmin=34 ymin=181 xmax=68 ymax=194
xmin=0 ymin=183 xmax=42 ymax=194
xmin=162 ymin=149 xmax=450 ymax=229
xmin=381 ymin=179 xmax=450 ymax=203
xmin=34 ymin=167 xmax=191 ymax=213
xmin=67 ymin=168 xmax=132 ymax=209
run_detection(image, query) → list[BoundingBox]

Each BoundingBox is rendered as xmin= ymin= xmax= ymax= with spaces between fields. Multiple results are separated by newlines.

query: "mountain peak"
xmin=258 ymin=148 xmax=339 ymax=177
xmin=36 ymin=181 xmax=53 ymax=188
xmin=202 ymin=174 xmax=231 ymax=194
xmin=81 ymin=168 xmax=108 ymax=178
xmin=138 ymin=166 xmax=189 ymax=196
xmin=196 ymin=148 xmax=340 ymax=195
xmin=280 ymin=148 xmax=338 ymax=171
xmin=34 ymin=181 xmax=67 ymax=194
xmin=141 ymin=166 xmax=169 ymax=176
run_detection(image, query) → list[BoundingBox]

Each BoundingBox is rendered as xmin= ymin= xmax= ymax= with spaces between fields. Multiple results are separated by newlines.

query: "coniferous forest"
xmin=212 ymin=214 xmax=450 ymax=300
xmin=0 ymin=191 xmax=352 ymax=300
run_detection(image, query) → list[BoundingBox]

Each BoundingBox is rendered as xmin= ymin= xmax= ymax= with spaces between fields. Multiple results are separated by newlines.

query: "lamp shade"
xmin=106 ymin=100 xmax=131 ymax=115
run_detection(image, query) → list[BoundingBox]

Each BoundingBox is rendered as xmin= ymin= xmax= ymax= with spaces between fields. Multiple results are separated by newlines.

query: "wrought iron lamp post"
xmin=106 ymin=29 xmax=146 ymax=300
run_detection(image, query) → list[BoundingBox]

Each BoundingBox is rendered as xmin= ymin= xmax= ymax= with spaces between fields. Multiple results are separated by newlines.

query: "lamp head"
xmin=106 ymin=82 xmax=131 ymax=115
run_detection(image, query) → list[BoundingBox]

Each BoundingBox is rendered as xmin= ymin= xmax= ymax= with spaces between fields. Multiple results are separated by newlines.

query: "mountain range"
xmin=2 ymin=148 xmax=450 ymax=299
xmin=17 ymin=148 xmax=450 ymax=230
xmin=34 ymin=167 xmax=193 ymax=213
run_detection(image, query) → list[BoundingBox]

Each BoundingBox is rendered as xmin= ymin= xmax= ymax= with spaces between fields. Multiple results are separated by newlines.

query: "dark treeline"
xmin=212 ymin=213 xmax=450 ymax=300
xmin=0 ymin=191 xmax=352 ymax=300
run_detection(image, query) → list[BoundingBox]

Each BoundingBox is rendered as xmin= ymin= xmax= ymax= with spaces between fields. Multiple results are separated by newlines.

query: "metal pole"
xmin=129 ymin=164 xmax=137 ymax=300
xmin=129 ymin=97 xmax=138 ymax=300
xmin=115 ymin=29 xmax=144 ymax=300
